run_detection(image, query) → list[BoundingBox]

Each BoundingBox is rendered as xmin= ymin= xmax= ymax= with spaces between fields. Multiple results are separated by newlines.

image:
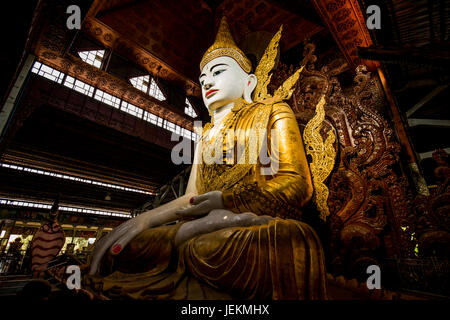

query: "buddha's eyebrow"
xmin=210 ymin=63 xmax=228 ymax=72
xmin=199 ymin=63 xmax=228 ymax=80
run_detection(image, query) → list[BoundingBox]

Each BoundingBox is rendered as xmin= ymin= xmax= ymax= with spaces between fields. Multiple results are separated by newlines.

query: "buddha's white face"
xmin=199 ymin=56 xmax=254 ymax=112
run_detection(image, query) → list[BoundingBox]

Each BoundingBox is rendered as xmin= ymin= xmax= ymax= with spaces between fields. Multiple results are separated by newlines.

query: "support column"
xmin=377 ymin=68 xmax=430 ymax=196
xmin=0 ymin=54 xmax=35 ymax=156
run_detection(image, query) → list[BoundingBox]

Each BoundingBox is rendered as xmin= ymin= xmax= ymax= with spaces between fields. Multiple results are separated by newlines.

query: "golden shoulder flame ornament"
xmin=302 ymin=95 xmax=336 ymax=221
xmin=252 ymin=26 xmax=336 ymax=221
xmin=252 ymin=26 xmax=282 ymax=101
xmin=252 ymin=25 xmax=305 ymax=103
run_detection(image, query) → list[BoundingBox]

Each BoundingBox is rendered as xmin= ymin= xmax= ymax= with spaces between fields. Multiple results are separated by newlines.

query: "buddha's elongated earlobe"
xmin=243 ymin=74 xmax=257 ymax=103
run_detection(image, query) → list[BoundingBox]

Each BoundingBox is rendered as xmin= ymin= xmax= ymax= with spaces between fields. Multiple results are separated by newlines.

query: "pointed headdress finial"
xmin=50 ymin=193 xmax=60 ymax=213
xmin=200 ymin=16 xmax=252 ymax=73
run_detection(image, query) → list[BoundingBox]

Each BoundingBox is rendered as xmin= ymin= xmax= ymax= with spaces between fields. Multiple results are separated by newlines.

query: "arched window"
xmin=184 ymin=98 xmax=197 ymax=118
xmin=129 ymin=75 xmax=149 ymax=93
xmin=129 ymin=75 xmax=165 ymax=101
xmin=149 ymin=78 xmax=165 ymax=101
xmin=78 ymin=50 xmax=105 ymax=68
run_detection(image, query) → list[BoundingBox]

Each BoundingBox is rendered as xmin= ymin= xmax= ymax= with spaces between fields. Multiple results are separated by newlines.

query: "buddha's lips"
xmin=205 ymin=89 xmax=218 ymax=98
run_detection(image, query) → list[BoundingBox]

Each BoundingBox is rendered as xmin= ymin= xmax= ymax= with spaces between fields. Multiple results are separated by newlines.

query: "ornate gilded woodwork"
xmin=270 ymin=43 xmax=414 ymax=279
xmin=412 ymin=150 xmax=450 ymax=258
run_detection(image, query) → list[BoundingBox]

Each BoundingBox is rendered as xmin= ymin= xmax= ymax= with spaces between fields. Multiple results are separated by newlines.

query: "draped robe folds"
xmin=85 ymin=100 xmax=328 ymax=300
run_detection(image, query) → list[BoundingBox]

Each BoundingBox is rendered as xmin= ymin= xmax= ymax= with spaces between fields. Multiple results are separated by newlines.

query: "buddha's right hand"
xmin=88 ymin=193 xmax=195 ymax=275
xmin=88 ymin=214 xmax=149 ymax=275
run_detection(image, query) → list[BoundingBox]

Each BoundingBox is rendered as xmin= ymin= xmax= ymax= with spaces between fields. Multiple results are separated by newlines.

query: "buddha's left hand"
xmin=175 ymin=190 xmax=224 ymax=217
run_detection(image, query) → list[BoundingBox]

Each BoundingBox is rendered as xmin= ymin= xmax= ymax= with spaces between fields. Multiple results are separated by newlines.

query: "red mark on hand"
xmin=112 ymin=244 xmax=121 ymax=254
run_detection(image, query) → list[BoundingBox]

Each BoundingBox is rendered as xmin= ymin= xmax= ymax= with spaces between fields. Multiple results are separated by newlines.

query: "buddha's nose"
xmin=203 ymin=83 xmax=213 ymax=90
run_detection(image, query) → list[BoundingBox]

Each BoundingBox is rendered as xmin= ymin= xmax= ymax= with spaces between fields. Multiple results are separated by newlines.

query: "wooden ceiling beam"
xmin=406 ymin=85 xmax=449 ymax=118
xmin=94 ymin=0 xmax=145 ymax=19
xmin=419 ymin=147 xmax=450 ymax=160
xmin=0 ymin=175 xmax=143 ymax=212
xmin=357 ymin=45 xmax=450 ymax=69
xmin=33 ymin=52 xmax=194 ymax=131
xmin=31 ymin=5 xmax=197 ymax=131
xmin=393 ymin=79 xmax=440 ymax=93
xmin=265 ymin=0 xmax=323 ymax=26
xmin=408 ymin=118 xmax=450 ymax=127
xmin=81 ymin=17 xmax=201 ymax=98
xmin=311 ymin=0 xmax=379 ymax=71
xmin=2 ymin=148 xmax=160 ymax=193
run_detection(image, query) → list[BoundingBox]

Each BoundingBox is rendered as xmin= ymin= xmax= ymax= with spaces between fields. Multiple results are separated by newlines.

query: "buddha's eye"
xmin=213 ymin=69 xmax=225 ymax=76
xmin=200 ymin=80 xmax=205 ymax=86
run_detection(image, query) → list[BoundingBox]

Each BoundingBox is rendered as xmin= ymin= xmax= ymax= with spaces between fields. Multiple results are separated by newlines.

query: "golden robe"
xmin=85 ymin=100 xmax=327 ymax=300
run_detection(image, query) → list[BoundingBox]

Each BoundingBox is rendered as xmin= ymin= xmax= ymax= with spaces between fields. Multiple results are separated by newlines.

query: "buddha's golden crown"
xmin=200 ymin=17 xmax=252 ymax=73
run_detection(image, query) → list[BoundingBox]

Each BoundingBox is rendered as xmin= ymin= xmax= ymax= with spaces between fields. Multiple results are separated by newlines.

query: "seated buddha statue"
xmin=86 ymin=17 xmax=327 ymax=300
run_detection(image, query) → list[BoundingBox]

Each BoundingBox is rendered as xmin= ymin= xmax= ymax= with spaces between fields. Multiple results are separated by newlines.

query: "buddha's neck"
xmin=212 ymin=102 xmax=234 ymax=126
xmin=207 ymin=101 xmax=234 ymax=139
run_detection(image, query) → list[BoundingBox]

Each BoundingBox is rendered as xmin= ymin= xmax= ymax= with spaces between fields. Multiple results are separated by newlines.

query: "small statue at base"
xmin=86 ymin=17 xmax=327 ymax=300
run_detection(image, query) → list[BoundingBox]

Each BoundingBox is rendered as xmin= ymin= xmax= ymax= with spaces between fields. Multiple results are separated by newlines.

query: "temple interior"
xmin=0 ymin=0 xmax=449 ymax=301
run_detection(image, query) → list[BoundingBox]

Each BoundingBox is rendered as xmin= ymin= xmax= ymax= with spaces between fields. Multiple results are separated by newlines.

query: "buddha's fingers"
xmin=176 ymin=200 xmax=211 ymax=217
xmin=88 ymin=223 xmax=133 ymax=275
xmin=191 ymin=193 xmax=208 ymax=205
xmin=89 ymin=248 xmax=106 ymax=275
xmin=110 ymin=228 xmax=140 ymax=258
